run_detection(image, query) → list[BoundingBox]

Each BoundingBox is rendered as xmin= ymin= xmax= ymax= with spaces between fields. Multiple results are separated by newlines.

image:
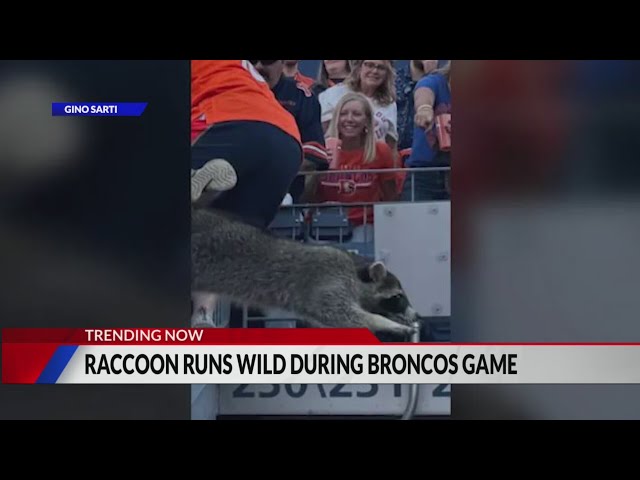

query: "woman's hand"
xmin=414 ymin=86 xmax=436 ymax=130
xmin=325 ymin=147 xmax=335 ymax=166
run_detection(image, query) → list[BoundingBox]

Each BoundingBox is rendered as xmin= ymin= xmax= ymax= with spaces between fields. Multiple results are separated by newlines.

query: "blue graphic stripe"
xmin=36 ymin=346 xmax=79 ymax=384
xmin=51 ymin=103 xmax=147 ymax=116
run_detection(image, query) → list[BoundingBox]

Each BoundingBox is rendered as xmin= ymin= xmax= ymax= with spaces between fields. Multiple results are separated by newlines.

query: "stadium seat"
xmin=422 ymin=317 xmax=451 ymax=342
xmin=269 ymin=208 xmax=305 ymax=239
xmin=309 ymin=206 xmax=352 ymax=241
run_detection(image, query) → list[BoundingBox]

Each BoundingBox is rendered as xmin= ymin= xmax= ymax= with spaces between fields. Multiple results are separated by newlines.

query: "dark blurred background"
xmin=0 ymin=60 xmax=191 ymax=419
xmin=451 ymin=60 xmax=640 ymax=419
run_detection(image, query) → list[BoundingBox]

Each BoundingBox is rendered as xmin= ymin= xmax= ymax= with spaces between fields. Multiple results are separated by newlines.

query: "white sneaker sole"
xmin=191 ymin=158 xmax=237 ymax=203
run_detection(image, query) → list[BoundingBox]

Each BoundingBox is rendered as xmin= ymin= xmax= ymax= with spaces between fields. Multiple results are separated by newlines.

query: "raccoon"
xmin=191 ymin=206 xmax=419 ymax=339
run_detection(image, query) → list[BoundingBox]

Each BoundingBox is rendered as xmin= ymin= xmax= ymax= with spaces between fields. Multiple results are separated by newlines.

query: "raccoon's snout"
xmin=405 ymin=306 xmax=418 ymax=322
xmin=399 ymin=306 xmax=419 ymax=325
xmin=386 ymin=305 xmax=419 ymax=326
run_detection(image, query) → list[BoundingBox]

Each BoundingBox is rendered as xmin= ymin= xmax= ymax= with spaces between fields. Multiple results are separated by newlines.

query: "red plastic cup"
xmin=434 ymin=113 xmax=451 ymax=151
xmin=325 ymin=137 xmax=342 ymax=168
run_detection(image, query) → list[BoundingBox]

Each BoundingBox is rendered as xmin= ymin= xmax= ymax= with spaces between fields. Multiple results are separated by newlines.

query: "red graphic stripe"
xmin=2 ymin=343 xmax=60 ymax=384
xmin=2 ymin=328 xmax=382 ymax=345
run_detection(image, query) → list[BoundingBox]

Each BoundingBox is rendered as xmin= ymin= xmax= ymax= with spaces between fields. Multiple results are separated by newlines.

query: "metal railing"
xmin=269 ymin=166 xmax=451 ymax=247
xmin=299 ymin=166 xmax=451 ymax=204
xmin=401 ymin=322 xmax=422 ymax=421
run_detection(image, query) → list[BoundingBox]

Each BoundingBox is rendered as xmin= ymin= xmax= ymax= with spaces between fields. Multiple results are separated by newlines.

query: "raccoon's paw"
xmin=398 ymin=322 xmax=420 ymax=339
xmin=374 ymin=323 xmax=418 ymax=343
xmin=394 ymin=324 xmax=421 ymax=343
xmin=384 ymin=321 xmax=415 ymax=338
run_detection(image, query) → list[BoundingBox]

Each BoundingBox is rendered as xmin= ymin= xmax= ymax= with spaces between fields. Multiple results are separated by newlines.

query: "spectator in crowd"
xmin=252 ymin=60 xmax=328 ymax=203
xmin=282 ymin=60 xmax=316 ymax=88
xmin=394 ymin=60 xmax=439 ymax=193
xmin=312 ymin=60 xmax=352 ymax=96
xmin=311 ymin=92 xmax=398 ymax=242
xmin=396 ymin=60 xmax=438 ymax=151
xmin=402 ymin=60 xmax=451 ymax=201
xmin=319 ymin=60 xmax=398 ymax=159
xmin=190 ymin=60 xmax=303 ymax=327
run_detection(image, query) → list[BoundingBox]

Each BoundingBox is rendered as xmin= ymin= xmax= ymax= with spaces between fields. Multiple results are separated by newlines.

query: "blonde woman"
xmin=313 ymin=92 xmax=398 ymax=241
xmin=319 ymin=60 xmax=398 ymax=154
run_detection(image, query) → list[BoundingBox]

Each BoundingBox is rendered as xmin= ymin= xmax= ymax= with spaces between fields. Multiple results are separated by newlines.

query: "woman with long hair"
xmin=313 ymin=92 xmax=398 ymax=241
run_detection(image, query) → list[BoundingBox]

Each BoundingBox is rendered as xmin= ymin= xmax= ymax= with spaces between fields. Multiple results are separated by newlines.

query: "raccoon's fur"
xmin=191 ymin=207 xmax=419 ymax=339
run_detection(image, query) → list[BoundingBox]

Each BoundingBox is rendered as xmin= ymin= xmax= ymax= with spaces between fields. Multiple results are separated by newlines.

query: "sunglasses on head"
xmin=249 ymin=60 xmax=278 ymax=66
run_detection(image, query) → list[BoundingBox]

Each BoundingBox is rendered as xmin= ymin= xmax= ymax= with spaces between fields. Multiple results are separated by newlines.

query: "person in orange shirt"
xmin=190 ymin=60 xmax=303 ymax=328
xmin=191 ymin=60 xmax=303 ymax=229
xmin=312 ymin=91 xmax=398 ymax=242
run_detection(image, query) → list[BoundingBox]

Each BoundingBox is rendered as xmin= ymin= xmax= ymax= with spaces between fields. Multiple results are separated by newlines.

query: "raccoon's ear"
xmin=368 ymin=261 xmax=387 ymax=283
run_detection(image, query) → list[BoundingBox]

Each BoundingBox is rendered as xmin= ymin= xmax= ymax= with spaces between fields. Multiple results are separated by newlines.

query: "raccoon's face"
xmin=357 ymin=261 xmax=418 ymax=326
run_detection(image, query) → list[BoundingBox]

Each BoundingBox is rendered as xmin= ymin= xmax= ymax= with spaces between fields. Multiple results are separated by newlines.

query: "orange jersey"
xmin=191 ymin=60 xmax=301 ymax=143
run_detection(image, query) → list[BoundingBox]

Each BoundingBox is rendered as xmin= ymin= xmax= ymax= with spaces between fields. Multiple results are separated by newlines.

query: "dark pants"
xmin=401 ymin=152 xmax=451 ymax=202
xmin=192 ymin=120 xmax=302 ymax=229
xmin=401 ymin=170 xmax=450 ymax=201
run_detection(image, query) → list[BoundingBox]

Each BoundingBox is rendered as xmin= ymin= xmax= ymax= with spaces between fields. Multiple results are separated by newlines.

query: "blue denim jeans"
xmin=401 ymin=169 xmax=450 ymax=202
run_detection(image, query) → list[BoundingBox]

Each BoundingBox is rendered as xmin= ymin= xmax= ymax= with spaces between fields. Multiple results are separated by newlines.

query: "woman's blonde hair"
xmin=345 ymin=60 xmax=396 ymax=106
xmin=326 ymin=91 xmax=377 ymax=164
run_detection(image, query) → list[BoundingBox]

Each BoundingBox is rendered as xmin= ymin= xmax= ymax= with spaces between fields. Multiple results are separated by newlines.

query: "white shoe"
xmin=281 ymin=193 xmax=293 ymax=206
xmin=191 ymin=158 xmax=237 ymax=203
